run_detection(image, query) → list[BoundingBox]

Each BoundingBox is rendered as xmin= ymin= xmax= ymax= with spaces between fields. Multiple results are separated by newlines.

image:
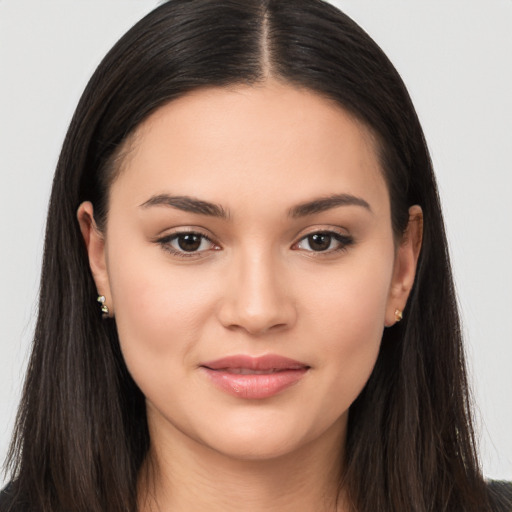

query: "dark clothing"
xmin=489 ymin=480 xmax=512 ymax=512
xmin=0 ymin=482 xmax=30 ymax=512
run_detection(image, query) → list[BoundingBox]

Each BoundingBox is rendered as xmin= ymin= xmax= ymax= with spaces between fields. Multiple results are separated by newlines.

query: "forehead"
xmin=112 ymin=81 xmax=389 ymax=219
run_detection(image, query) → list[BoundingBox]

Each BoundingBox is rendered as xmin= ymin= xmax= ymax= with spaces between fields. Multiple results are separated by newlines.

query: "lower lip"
xmin=201 ymin=368 xmax=308 ymax=399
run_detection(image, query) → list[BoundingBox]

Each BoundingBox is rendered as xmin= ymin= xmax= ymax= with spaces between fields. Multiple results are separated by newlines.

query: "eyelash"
xmin=156 ymin=229 xmax=354 ymax=259
xmin=293 ymin=231 xmax=354 ymax=255
xmin=157 ymin=231 xmax=219 ymax=259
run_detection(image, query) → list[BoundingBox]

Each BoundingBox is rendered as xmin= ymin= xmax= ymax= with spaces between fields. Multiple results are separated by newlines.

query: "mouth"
xmin=212 ymin=368 xmax=295 ymax=375
xmin=199 ymin=355 xmax=310 ymax=399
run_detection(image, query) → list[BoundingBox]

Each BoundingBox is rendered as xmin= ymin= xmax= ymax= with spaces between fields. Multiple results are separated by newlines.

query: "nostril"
xmin=218 ymin=304 xmax=296 ymax=335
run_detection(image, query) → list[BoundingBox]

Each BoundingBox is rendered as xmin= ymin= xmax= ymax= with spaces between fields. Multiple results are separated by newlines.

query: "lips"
xmin=200 ymin=355 xmax=310 ymax=399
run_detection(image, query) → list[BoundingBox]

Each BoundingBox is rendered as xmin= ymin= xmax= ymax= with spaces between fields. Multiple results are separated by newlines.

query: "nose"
xmin=217 ymin=250 xmax=297 ymax=336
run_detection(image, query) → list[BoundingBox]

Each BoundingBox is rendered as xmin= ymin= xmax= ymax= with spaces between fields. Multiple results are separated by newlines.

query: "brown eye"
xmin=295 ymin=231 xmax=354 ymax=254
xmin=307 ymin=233 xmax=332 ymax=251
xmin=176 ymin=233 xmax=203 ymax=252
xmin=158 ymin=231 xmax=217 ymax=257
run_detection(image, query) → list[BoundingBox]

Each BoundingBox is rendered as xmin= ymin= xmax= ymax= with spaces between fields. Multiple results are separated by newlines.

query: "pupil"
xmin=178 ymin=234 xmax=201 ymax=252
xmin=309 ymin=233 xmax=331 ymax=251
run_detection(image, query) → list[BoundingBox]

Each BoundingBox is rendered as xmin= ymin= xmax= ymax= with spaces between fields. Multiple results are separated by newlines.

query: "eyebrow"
xmin=139 ymin=192 xmax=371 ymax=219
xmin=140 ymin=194 xmax=229 ymax=219
xmin=288 ymin=193 xmax=372 ymax=218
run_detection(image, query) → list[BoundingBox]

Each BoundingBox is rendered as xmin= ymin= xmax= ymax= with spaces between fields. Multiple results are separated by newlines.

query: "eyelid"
xmin=298 ymin=225 xmax=348 ymax=236
xmin=154 ymin=226 xmax=354 ymax=259
xmin=292 ymin=227 xmax=354 ymax=255
xmin=156 ymin=228 xmax=220 ymax=258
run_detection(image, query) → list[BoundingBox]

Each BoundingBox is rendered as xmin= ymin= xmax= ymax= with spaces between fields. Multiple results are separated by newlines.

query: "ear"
xmin=77 ymin=201 xmax=113 ymax=316
xmin=384 ymin=205 xmax=423 ymax=327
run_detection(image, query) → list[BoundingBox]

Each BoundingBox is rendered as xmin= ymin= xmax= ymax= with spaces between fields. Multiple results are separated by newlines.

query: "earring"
xmin=394 ymin=308 xmax=403 ymax=322
xmin=97 ymin=295 xmax=109 ymax=316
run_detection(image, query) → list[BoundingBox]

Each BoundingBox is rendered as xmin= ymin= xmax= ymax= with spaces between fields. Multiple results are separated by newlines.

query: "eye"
xmin=158 ymin=231 xmax=219 ymax=258
xmin=294 ymin=231 xmax=354 ymax=254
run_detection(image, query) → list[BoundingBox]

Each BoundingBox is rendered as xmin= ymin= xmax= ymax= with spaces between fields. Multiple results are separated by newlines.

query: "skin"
xmin=78 ymin=81 xmax=422 ymax=512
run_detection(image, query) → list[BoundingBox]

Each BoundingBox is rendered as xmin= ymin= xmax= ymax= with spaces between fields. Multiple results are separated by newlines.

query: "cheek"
xmin=105 ymin=243 xmax=220 ymax=386
xmin=305 ymin=246 xmax=394 ymax=339
xmin=302 ymin=246 xmax=394 ymax=406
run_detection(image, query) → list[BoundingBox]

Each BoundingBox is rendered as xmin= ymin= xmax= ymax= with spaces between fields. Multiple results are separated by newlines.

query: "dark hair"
xmin=3 ymin=1 xmax=496 ymax=511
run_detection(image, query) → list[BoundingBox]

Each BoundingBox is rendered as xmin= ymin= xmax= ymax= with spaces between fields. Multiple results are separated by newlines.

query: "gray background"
xmin=1 ymin=0 xmax=511 ymax=484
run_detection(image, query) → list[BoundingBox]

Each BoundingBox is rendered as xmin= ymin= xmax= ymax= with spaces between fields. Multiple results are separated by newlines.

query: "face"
xmin=79 ymin=81 xmax=420 ymax=462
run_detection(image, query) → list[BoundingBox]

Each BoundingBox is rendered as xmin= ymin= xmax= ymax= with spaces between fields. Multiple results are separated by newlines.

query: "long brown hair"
xmin=4 ymin=1 xmax=495 ymax=510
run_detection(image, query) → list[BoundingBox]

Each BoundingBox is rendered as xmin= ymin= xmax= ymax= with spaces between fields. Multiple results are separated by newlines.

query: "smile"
xmin=217 ymin=368 xmax=289 ymax=375
xmin=200 ymin=355 xmax=310 ymax=399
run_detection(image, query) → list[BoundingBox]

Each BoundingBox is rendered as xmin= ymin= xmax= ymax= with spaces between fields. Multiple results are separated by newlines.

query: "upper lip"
xmin=200 ymin=355 xmax=309 ymax=371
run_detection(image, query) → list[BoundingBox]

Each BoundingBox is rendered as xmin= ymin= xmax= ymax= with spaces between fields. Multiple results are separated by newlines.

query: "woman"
xmin=1 ymin=0 xmax=510 ymax=511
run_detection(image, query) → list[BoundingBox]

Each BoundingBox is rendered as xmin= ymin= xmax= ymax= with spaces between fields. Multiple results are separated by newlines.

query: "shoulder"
xmin=0 ymin=483 xmax=12 ymax=511
xmin=0 ymin=482 xmax=17 ymax=512
xmin=0 ymin=482 xmax=13 ymax=511
xmin=488 ymin=480 xmax=512 ymax=512
xmin=0 ymin=482 xmax=32 ymax=512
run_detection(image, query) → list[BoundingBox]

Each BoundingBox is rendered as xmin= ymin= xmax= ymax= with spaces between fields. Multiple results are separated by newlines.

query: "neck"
xmin=138 ymin=418 xmax=349 ymax=512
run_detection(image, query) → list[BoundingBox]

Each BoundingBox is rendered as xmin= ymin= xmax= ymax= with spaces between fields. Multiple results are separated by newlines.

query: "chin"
xmin=205 ymin=430 xmax=307 ymax=462
xmin=190 ymin=409 xmax=345 ymax=463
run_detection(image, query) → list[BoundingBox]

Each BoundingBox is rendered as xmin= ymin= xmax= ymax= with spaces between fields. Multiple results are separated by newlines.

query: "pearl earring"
xmin=97 ymin=295 xmax=109 ymax=316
